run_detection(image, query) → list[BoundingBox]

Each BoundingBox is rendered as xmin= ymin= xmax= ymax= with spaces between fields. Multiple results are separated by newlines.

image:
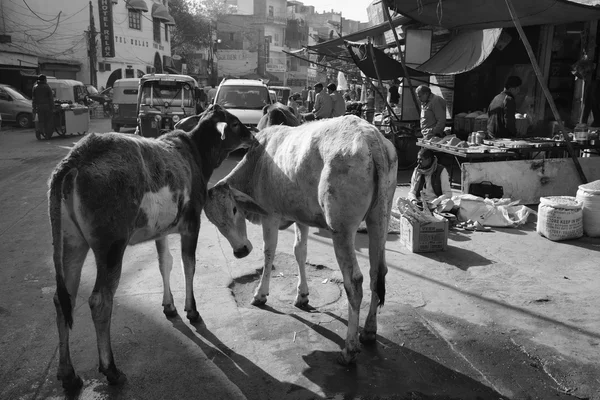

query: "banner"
xmin=98 ymin=0 xmax=115 ymax=58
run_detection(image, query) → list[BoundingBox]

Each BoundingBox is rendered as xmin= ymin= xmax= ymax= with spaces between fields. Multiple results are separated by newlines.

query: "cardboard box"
xmin=400 ymin=213 xmax=449 ymax=253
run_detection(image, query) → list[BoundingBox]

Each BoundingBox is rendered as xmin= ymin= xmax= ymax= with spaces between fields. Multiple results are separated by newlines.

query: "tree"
xmin=169 ymin=0 xmax=211 ymax=57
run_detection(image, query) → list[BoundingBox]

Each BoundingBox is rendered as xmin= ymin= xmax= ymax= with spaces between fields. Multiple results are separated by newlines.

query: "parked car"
xmin=0 ymin=83 xmax=34 ymax=128
xmin=213 ymin=78 xmax=273 ymax=129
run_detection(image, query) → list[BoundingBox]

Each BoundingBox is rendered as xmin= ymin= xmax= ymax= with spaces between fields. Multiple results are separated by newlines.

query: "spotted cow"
xmin=204 ymin=106 xmax=398 ymax=364
xmin=48 ymin=105 xmax=254 ymax=390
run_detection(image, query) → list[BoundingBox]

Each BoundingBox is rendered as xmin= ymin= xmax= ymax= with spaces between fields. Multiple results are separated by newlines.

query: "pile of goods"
xmin=395 ymin=198 xmax=442 ymax=224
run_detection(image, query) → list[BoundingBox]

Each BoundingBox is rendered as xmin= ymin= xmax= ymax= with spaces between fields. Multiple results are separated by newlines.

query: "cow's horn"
xmin=216 ymin=122 xmax=227 ymax=140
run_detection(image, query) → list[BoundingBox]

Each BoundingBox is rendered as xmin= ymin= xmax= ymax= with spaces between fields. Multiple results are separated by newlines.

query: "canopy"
xmin=125 ymin=0 xmax=148 ymax=12
xmin=152 ymin=3 xmax=175 ymax=24
xmin=345 ymin=41 xmax=430 ymax=80
xmin=416 ymin=28 xmax=502 ymax=75
xmin=383 ymin=0 xmax=600 ymax=30
xmin=307 ymin=16 xmax=411 ymax=57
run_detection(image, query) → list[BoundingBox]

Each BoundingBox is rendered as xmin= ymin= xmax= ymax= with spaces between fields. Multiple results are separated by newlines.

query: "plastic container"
xmin=536 ymin=196 xmax=583 ymax=241
xmin=574 ymin=123 xmax=589 ymax=144
xmin=576 ymin=180 xmax=600 ymax=237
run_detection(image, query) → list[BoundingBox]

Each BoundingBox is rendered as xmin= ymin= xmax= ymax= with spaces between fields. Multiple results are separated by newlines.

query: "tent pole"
xmin=504 ymin=0 xmax=587 ymax=184
xmin=367 ymin=38 xmax=401 ymax=122
xmin=382 ymin=4 xmax=421 ymax=115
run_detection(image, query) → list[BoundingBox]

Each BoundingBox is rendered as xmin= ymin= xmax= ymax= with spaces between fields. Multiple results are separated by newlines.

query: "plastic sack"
xmin=536 ymin=196 xmax=583 ymax=241
xmin=457 ymin=195 xmax=532 ymax=227
xmin=576 ymin=180 xmax=600 ymax=237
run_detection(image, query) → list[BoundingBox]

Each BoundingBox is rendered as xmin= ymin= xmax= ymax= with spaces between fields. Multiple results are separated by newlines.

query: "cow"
xmin=204 ymin=106 xmax=398 ymax=365
xmin=48 ymin=104 xmax=254 ymax=391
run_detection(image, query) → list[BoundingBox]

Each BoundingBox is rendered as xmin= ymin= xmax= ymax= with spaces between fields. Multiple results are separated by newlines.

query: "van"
xmin=213 ymin=78 xmax=272 ymax=129
xmin=111 ymin=78 xmax=140 ymax=132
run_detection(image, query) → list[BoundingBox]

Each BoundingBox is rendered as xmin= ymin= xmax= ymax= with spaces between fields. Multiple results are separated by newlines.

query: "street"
xmin=1 ymin=119 xmax=599 ymax=400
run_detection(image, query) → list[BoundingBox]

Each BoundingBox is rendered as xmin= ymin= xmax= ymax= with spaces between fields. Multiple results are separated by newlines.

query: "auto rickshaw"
xmin=268 ymin=86 xmax=291 ymax=104
xmin=136 ymin=74 xmax=200 ymax=138
xmin=111 ymin=78 xmax=139 ymax=132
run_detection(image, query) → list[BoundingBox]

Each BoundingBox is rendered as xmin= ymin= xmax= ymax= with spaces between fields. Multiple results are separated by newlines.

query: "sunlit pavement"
xmin=1 ymin=118 xmax=599 ymax=400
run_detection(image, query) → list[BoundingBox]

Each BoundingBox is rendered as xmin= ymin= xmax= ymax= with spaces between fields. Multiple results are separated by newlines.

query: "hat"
xmin=37 ymin=74 xmax=47 ymax=83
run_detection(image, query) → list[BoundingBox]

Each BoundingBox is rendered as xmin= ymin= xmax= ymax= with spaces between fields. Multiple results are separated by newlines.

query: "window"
xmin=128 ymin=10 xmax=141 ymax=30
xmin=229 ymin=32 xmax=235 ymax=41
xmin=268 ymin=6 xmax=274 ymax=17
xmin=165 ymin=24 xmax=169 ymax=42
xmin=274 ymin=33 xmax=279 ymax=45
xmin=153 ymin=18 xmax=161 ymax=43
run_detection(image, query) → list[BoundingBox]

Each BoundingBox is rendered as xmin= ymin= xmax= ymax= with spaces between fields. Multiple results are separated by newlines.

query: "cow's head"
xmin=257 ymin=103 xmax=300 ymax=130
xmin=191 ymin=104 xmax=256 ymax=150
xmin=205 ymin=182 xmax=268 ymax=259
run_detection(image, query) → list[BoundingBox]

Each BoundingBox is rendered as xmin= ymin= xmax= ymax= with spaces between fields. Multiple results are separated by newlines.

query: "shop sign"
xmin=266 ymin=63 xmax=286 ymax=72
xmin=98 ymin=0 xmax=115 ymax=58
xmin=307 ymin=67 xmax=317 ymax=78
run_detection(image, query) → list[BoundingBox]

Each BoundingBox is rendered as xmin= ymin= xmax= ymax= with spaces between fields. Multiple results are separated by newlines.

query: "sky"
xmin=308 ymin=0 xmax=374 ymax=23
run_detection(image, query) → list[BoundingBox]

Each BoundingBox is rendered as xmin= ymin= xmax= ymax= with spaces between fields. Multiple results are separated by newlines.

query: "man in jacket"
xmin=487 ymin=76 xmax=522 ymax=138
xmin=32 ymin=74 xmax=55 ymax=139
xmin=416 ymin=85 xmax=446 ymax=138
xmin=302 ymin=83 xmax=332 ymax=121
xmin=408 ymin=148 xmax=452 ymax=211
xmin=327 ymin=83 xmax=346 ymax=118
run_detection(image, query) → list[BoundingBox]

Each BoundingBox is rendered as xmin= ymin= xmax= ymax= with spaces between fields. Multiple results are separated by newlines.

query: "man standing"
xmin=32 ymin=74 xmax=55 ymax=139
xmin=327 ymin=83 xmax=346 ymax=118
xmin=302 ymin=83 xmax=332 ymax=121
xmin=416 ymin=85 xmax=446 ymax=138
xmin=487 ymin=76 xmax=522 ymax=139
xmin=307 ymin=86 xmax=316 ymax=111
xmin=388 ymin=79 xmax=400 ymax=107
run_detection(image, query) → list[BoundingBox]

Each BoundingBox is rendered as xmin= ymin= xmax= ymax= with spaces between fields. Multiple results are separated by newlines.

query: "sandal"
xmin=464 ymin=221 xmax=491 ymax=232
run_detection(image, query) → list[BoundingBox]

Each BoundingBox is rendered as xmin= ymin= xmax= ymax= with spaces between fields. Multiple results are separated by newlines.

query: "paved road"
xmin=1 ymin=119 xmax=599 ymax=400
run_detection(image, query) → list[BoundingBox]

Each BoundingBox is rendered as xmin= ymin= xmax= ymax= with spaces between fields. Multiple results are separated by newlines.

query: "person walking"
xmin=416 ymin=85 xmax=446 ymax=138
xmin=301 ymin=83 xmax=332 ymax=121
xmin=327 ymin=83 xmax=346 ymax=118
xmin=487 ymin=76 xmax=522 ymax=139
xmin=32 ymin=74 xmax=55 ymax=139
xmin=307 ymin=86 xmax=316 ymax=111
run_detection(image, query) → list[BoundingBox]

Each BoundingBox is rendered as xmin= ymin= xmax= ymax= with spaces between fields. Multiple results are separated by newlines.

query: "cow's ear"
xmin=216 ymin=122 xmax=227 ymax=140
xmin=230 ymin=187 xmax=268 ymax=216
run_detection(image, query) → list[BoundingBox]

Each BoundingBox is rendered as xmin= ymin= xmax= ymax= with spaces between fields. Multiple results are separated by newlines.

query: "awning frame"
xmin=151 ymin=3 xmax=174 ymax=24
xmin=125 ymin=0 xmax=148 ymax=12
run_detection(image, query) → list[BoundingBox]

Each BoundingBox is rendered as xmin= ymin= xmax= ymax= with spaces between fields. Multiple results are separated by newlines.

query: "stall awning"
xmin=384 ymin=0 xmax=600 ymax=30
xmin=346 ymin=41 xmax=430 ymax=80
xmin=152 ymin=3 xmax=175 ymax=24
xmin=125 ymin=0 xmax=148 ymax=12
xmin=307 ymin=16 xmax=411 ymax=56
xmin=416 ymin=28 xmax=502 ymax=75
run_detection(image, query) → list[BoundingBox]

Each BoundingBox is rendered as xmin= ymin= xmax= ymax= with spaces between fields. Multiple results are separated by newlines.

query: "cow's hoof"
xmin=59 ymin=372 xmax=83 ymax=392
xmin=104 ymin=368 xmax=127 ymax=386
xmin=337 ymin=348 xmax=359 ymax=366
xmin=186 ymin=310 xmax=201 ymax=322
xmin=163 ymin=305 xmax=178 ymax=318
xmin=294 ymin=295 xmax=309 ymax=308
xmin=251 ymin=296 xmax=267 ymax=307
xmin=359 ymin=331 xmax=377 ymax=344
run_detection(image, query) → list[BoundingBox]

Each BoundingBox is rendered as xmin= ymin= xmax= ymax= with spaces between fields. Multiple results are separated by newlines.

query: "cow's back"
xmin=244 ymin=116 xmax=395 ymax=228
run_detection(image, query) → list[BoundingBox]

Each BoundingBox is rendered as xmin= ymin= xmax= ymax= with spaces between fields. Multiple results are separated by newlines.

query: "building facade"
xmin=0 ymin=0 xmax=174 ymax=91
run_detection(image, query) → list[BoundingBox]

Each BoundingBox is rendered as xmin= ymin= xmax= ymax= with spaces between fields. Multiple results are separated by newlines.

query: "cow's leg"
xmin=155 ymin=237 xmax=177 ymax=317
xmin=252 ymin=217 xmax=280 ymax=306
xmin=331 ymin=230 xmax=363 ymax=365
xmin=89 ymin=240 xmax=127 ymax=385
xmin=360 ymin=211 xmax=389 ymax=343
xmin=55 ymin=230 xmax=89 ymax=391
xmin=181 ymin=232 xmax=200 ymax=322
xmin=293 ymin=223 xmax=310 ymax=308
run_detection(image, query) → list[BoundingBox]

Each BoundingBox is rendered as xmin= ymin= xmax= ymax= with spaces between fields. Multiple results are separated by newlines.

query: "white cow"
xmin=204 ymin=106 xmax=398 ymax=364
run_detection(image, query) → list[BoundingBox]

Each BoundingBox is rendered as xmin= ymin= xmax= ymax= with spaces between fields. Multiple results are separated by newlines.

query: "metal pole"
xmin=367 ymin=38 xmax=400 ymax=122
xmin=382 ymin=4 xmax=420 ymax=115
xmin=89 ymin=1 xmax=97 ymax=88
xmin=504 ymin=0 xmax=587 ymax=184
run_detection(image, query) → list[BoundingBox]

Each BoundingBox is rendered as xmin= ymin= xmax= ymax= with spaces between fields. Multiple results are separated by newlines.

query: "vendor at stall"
xmin=32 ymin=74 xmax=54 ymax=138
xmin=416 ymin=85 xmax=446 ymax=138
xmin=487 ymin=76 xmax=522 ymax=138
xmin=408 ymin=148 xmax=453 ymax=211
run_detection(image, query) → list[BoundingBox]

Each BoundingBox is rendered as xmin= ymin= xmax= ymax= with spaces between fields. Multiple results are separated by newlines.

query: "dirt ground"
xmin=0 ymin=120 xmax=599 ymax=400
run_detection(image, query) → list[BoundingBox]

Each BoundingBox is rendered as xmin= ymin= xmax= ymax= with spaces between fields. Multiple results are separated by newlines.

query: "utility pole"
xmin=88 ymin=1 xmax=98 ymax=87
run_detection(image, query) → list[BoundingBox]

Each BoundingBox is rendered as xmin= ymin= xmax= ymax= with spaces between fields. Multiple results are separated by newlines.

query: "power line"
xmin=21 ymin=0 xmax=60 ymax=22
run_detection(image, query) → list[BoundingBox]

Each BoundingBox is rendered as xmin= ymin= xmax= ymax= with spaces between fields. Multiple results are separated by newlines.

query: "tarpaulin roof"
xmin=383 ymin=0 xmax=600 ymax=30
xmin=416 ymin=28 xmax=502 ymax=75
xmin=345 ymin=41 xmax=430 ymax=80
xmin=307 ymin=16 xmax=411 ymax=56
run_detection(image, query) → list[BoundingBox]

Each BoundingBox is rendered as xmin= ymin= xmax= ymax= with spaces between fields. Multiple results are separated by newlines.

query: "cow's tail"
xmin=48 ymin=160 xmax=78 ymax=329
xmin=370 ymin=129 xmax=396 ymax=308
